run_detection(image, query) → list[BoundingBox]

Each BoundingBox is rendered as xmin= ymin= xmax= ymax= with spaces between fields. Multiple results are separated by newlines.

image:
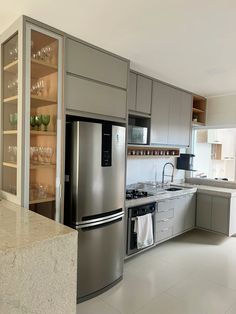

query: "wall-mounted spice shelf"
xmin=127 ymin=146 xmax=180 ymax=157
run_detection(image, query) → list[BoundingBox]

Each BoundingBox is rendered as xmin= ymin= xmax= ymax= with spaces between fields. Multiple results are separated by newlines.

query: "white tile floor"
xmin=77 ymin=229 xmax=236 ymax=314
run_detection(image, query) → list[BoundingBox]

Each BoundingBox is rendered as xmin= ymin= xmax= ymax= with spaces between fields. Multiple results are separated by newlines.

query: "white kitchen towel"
xmin=134 ymin=213 xmax=154 ymax=249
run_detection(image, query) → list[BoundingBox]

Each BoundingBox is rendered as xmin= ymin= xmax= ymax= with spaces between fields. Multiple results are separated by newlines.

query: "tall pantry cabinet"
xmin=0 ymin=17 xmax=64 ymax=221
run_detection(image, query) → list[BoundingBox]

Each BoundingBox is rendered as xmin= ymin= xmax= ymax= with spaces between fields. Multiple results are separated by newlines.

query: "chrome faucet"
xmin=162 ymin=162 xmax=175 ymax=186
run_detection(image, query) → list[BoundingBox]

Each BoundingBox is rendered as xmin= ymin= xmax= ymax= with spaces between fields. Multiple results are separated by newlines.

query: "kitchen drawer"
xmin=156 ymin=208 xmax=174 ymax=221
xmin=65 ymin=75 xmax=127 ymax=119
xmin=157 ymin=199 xmax=175 ymax=213
xmin=156 ymin=226 xmax=173 ymax=242
xmin=156 ymin=217 xmax=173 ymax=230
xmin=66 ymin=38 xmax=128 ymax=89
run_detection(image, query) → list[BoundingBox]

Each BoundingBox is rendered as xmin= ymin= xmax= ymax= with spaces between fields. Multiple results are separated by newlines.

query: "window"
xmin=192 ymin=128 xmax=236 ymax=181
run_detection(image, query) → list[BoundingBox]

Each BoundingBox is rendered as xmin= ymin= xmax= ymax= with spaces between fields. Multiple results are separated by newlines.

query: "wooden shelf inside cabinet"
xmin=192 ymin=121 xmax=205 ymax=127
xmin=31 ymin=95 xmax=57 ymax=107
xmin=4 ymin=60 xmax=18 ymax=73
xmin=31 ymin=59 xmax=58 ymax=78
xmin=3 ymin=130 xmax=17 ymax=135
xmin=29 ymin=196 xmax=55 ymax=205
xmin=3 ymin=162 xmax=17 ymax=168
xmin=192 ymin=95 xmax=206 ymax=125
xmin=30 ymin=131 xmax=56 ymax=136
xmin=3 ymin=96 xmax=18 ymax=104
xmin=192 ymin=108 xmax=205 ymax=113
xmin=30 ymin=163 xmax=56 ymax=170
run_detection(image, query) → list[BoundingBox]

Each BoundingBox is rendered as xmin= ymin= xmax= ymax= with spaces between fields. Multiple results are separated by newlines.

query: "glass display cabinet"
xmin=26 ymin=26 xmax=62 ymax=220
xmin=1 ymin=27 xmax=23 ymax=205
xmin=0 ymin=18 xmax=63 ymax=221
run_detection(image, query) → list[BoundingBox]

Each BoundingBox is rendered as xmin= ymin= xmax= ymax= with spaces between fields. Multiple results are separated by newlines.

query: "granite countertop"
xmin=125 ymin=182 xmax=236 ymax=207
xmin=126 ymin=184 xmax=197 ymax=207
xmin=0 ymin=199 xmax=77 ymax=252
xmin=196 ymin=185 xmax=236 ymax=198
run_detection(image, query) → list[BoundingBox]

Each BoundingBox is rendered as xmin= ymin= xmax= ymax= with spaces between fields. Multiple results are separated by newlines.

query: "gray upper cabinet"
xmin=178 ymin=92 xmax=192 ymax=146
xmin=65 ymin=37 xmax=129 ymax=120
xmin=136 ymin=75 xmax=152 ymax=114
xmin=168 ymin=88 xmax=182 ymax=146
xmin=127 ymin=72 xmax=136 ymax=111
xmin=151 ymin=82 xmax=170 ymax=144
xmin=127 ymin=72 xmax=152 ymax=115
xmin=66 ymin=38 xmax=128 ymax=89
xmin=151 ymin=81 xmax=192 ymax=146
xmin=65 ymin=75 xmax=127 ymax=119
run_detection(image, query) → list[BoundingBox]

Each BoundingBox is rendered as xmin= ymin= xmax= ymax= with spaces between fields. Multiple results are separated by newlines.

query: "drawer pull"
xmin=161 ymin=228 xmax=169 ymax=232
xmin=160 ymin=218 xmax=169 ymax=222
xmin=159 ymin=208 xmax=174 ymax=213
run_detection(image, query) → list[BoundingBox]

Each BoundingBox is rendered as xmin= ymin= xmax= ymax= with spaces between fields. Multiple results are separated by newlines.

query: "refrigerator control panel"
xmin=102 ymin=124 xmax=112 ymax=167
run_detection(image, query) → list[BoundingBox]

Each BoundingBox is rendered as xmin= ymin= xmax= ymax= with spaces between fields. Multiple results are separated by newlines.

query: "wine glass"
xmin=42 ymin=115 xmax=50 ymax=131
xmin=38 ymin=146 xmax=45 ymax=164
xmin=37 ymin=79 xmax=45 ymax=96
xmin=30 ymin=115 xmax=36 ymax=129
xmin=9 ymin=113 xmax=17 ymax=130
xmin=31 ymin=146 xmax=39 ymax=163
xmin=35 ymin=114 xmax=42 ymax=131
xmin=45 ymin=147 xmax=53 ymax=164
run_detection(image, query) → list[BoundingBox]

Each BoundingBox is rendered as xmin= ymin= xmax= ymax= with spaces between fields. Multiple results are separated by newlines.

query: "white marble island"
xmin=0 ymin=200 xmax=78 ymax=314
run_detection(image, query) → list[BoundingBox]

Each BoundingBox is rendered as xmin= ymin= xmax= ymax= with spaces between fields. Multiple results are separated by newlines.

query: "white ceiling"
xmin=1 ymin=0 xmax=236 ymax=97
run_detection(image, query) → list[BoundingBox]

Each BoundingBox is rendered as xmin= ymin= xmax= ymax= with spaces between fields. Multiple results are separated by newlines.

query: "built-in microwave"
xmin=128 ymin=125 xmax=148 ymax=144
xmin=128 ymin=115 xmax=150 ymax=145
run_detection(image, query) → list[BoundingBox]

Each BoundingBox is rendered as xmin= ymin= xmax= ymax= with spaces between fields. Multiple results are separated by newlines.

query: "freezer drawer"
xmin=77 ymin=216 xmax=124 ymax=300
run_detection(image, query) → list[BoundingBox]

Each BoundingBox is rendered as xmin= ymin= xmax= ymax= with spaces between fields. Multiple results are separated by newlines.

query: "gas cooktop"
xmin=126 ymin=189 xmax=152 ymax=200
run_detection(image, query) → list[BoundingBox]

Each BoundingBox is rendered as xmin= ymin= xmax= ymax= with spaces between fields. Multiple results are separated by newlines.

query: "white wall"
xmin=126 ymin=156 xmax=185 ymax=185
xmin=207 ymin=94 xmax=236 ymax=127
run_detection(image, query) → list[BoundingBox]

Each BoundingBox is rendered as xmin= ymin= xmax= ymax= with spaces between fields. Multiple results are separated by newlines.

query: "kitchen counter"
xmin=125 ymin=182 xmax=236 ymax=208
xmin=0 ymin=199 xmax=78 ymax=314
xmin=126 ymin=185 xmax=197 ymax=207
xmin=196 ymin=185 xmax=236 ymax=198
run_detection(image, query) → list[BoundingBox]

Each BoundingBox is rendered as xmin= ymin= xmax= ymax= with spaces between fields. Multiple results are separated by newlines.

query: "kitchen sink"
xmin=165 ymin=187 xmax=183 ymax=192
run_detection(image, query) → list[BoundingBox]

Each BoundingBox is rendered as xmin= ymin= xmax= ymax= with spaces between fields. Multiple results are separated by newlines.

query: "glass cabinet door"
xmin=1 ymin=34 xmax=19 ymax=197
xmin=26 ymin=27 xmax=62 ymax=220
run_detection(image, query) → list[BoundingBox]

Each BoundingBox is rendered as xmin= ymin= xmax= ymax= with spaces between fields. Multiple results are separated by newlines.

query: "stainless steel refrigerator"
xmin=64 ymin=120 xmax=126 ymax=302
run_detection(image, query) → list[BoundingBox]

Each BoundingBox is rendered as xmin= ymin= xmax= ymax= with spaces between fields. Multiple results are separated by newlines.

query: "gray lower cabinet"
xmin=127 ymin=72 xmax=152 ymax=115
xmin=156 ymin=199 xmax=174 ymax=242
xmin=196 ymin=193 xmax=229 ymax=235
xmin=184 ymin=193 xmax=196 ymax=230
xmin=196 ymin=194 xmax=212 ymax=230
xmin=155 ymin=193 xmax=196 ymax=243
xmin=173 ymin=196 xmax=186 ymax=235
xmin=65 ymin=75 xmax=127 ymax=119
xmin=151 ymin=81 xmax=192 ymax=146
xmin=211 ymin=197 xmax=229 ymax=234
xmin=173 ymin=193 xmax=196 ymax=235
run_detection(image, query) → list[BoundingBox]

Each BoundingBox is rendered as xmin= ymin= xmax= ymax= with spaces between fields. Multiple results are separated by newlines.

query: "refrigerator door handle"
xmin=77 ymin=212 xmax=124 ymax=229
xmin=75 ymin=210 xmax=124 ymax=227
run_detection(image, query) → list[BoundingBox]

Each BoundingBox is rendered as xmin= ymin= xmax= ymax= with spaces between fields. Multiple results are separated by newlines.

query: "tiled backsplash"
xmin=126 ymin=156 xmax=185 ymax=185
